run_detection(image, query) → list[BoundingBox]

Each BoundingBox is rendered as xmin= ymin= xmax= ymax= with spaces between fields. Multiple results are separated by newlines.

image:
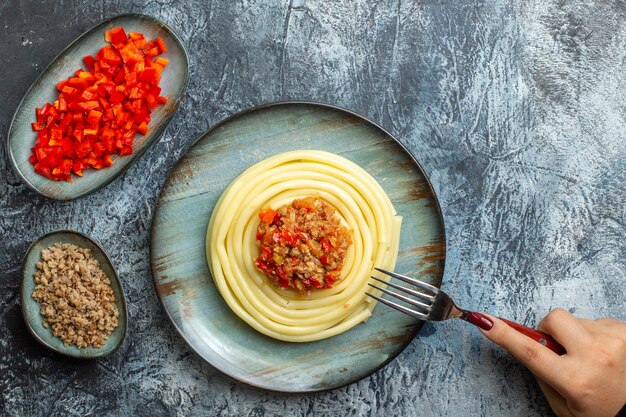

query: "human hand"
xmin=479 ymin=308 xmax=626 ymax=417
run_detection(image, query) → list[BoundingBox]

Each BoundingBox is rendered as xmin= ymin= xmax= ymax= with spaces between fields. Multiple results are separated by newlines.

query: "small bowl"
xmin=20 ymin=230 xmax=128 ymax=359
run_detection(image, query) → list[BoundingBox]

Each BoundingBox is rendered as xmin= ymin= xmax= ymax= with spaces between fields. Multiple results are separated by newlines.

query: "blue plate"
xmin=7 ymin=13 xmax=189 ymax=200
xmin=150 ymin=102 xmax=446 ymax=392
xmin=20 ymin=230 xmax=128 ymax=359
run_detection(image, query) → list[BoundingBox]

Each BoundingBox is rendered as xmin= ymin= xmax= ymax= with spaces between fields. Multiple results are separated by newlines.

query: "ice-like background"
xmin=1 ymin=1 xmax=624 ymax=416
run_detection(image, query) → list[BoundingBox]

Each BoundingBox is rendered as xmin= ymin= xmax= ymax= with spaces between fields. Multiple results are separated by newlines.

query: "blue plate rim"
xmin=5 ymin=12 xmax=190 ymax=201
xmin=149 ymin=100 xmax=447 ymax=392
xmin=20 ymin=229 xmax=129 ymax=359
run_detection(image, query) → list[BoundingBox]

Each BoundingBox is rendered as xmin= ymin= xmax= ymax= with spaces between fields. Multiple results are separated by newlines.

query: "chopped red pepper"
xmin=155 ymin=57 xmax=169 ymax=67
xmin=155 ymin=37 xmax=167 ymax=53
xmin=86 ymin=110 xmax=103 ymax=126
xmin=104 ymin=27 xmax=127 ymax=44
xmin=129 ymin=32 xmax=144 ymax=41
xmin=280 ymin=229 xmax=298 ymax=246
xmin=83 ymin=55 xmax=96 ymax=71
xmin=259 ymin=208 xmax=278 ymax=225
xmin=139 ymin=67 xmax=158 ymax=83
xmin=320 ymin=238 xmax=333 ymax=254
xmin=31 ymin=122 xmax=46 ymax=131
xmin=29 ymin=27 xmax=168 ymax=181
xmin=311 ymin=280 xmax=324 ymax=289
xmin=137 ymin=121 xmax=148 ymax=135
xmin=261 ymin=246 xmax=272 ymax=261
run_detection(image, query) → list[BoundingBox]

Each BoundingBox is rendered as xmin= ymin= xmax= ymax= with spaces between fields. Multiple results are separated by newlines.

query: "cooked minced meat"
xmin=254 ymin=196 xmax=352 ymax=292
xmin=32 ymin=242 xmax=119 ymax=348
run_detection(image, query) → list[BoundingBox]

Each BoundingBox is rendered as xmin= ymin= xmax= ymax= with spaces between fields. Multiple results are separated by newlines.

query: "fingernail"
xmin=466 ymin=312 xmax=494 ymax=331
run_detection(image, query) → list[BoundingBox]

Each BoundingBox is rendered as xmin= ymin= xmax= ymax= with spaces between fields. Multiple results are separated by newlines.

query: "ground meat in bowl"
xmin=31 ymin=242 xmax=119 ymax=348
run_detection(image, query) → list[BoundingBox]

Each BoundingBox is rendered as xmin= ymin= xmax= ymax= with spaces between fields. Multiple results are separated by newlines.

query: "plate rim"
xmin=149 ymin=100 xmax=447 ymax=392
xmin=5 ymin=12 xmax=190 ymax=201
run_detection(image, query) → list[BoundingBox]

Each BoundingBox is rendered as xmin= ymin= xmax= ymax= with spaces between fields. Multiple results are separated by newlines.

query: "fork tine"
xmin=368 ymin=283 xmax=432 ymax=312
xmin=374 ymin=268 xmax=439 ymax=294
xmin=370 ymin=276 xmax=435 ymax=304
xmin=365 ymin=292 xmax=428 ymax=320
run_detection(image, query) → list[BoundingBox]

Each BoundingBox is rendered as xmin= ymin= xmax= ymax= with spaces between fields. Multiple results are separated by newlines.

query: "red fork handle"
xmin=500 ymin=318 xmax=566 ymax=355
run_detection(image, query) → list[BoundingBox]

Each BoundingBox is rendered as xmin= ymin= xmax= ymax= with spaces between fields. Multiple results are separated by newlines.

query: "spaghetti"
xmin=206 ymin=150 xmax=402 ymax=342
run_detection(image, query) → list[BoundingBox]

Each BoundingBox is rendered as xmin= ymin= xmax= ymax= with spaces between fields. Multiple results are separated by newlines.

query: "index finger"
xmin=480 ymin=314 xmax=569 ymax=391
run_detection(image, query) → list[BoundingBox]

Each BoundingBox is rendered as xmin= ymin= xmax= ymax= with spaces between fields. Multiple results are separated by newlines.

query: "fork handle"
xmin=500 ymin=318 xmax=566 ymax=355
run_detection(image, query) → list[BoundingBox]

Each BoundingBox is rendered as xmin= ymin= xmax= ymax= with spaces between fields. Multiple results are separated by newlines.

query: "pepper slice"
xmin=29 ymin=27 xmax=168 ymax=181
xmin=104 ymin=27 xmax=127 ymax=44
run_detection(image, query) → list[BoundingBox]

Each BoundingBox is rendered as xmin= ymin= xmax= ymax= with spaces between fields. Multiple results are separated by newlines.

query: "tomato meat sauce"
xmin=29 ymin=27 xmax=168 ymax=181
xmin=254 ymin=196 xmax=353 ymax=293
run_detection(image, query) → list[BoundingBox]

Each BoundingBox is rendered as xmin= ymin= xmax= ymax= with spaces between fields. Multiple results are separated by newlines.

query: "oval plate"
xmin=20 ymin=230 xmax=128 ymax=359
xmin=150 ymin=102 xmax=446 ymax=392
xmin=7 ymin=13 xmax=189 ymax=200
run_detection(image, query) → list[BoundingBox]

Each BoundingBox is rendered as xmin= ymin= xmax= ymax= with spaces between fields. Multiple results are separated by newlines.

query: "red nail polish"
xmin=466 ymin=312 xmax=494 ymax=331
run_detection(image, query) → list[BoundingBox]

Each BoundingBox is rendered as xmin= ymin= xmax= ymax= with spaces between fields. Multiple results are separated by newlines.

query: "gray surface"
xmin=0 ymin=0 xmax=624 ymax=416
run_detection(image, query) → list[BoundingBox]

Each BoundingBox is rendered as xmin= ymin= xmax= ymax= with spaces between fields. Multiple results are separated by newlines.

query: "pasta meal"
xmin=206 ymin=150 xmax=401 ymax=342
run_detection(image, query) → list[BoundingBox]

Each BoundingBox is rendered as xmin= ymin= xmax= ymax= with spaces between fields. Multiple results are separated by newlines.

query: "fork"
xmin=366 ymin=268 xmax=565 ymax=355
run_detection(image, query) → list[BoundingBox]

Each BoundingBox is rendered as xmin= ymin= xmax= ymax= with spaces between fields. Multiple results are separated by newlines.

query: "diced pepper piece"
xmin=259 ymin=209 xmax=277 ymax=224
xmin=48 ymin=126 xmax=62 ymax=142
xmin=93 ymin=141 xmax=106 ymax=156
xmin=68 ymin=77 xmax=89 ymax=88
xmin=320 ymin=238 xmax=333 ymax=253
xmin=133 ymin=38 xmax=147 ymax=49
xmin=31 ymin=122 xmax=46 ymax=131
xmin=80 ymin=90 xmax=95 ymax=101
xmin=86 ymin=110 xmax=103 ymax=126
xmin=83 ymin=55 xmax=96 ymax=71
xmin=155 ymin=57 xmax=169 ymax=66
xmin=60 ymin=138 xmax=74 ymax=154
xmin=118 ymin=42 xmax=143 ymax=63
xmin=61 ymin=85 xmax=77 ymax=96
xmin=145 ymin=93 xmax=158 ymax=109
xmin=109 ymin=90 xmax=126 ymax=103
xmin=75 ymin=140 xmax=91 ymax=157
xmin=35 ymin=148 xmax=48 ymax=162
xmin=139 ymin=67 xmax=158 ymax=83
xmin=137 ymin=122 xmax=148 ymax=135
xmin=155 ymin=37 xmax=167 ymax=53
xmin=56 ymin=80 xmax=68 ymax=91
xmin=124 ymin=70 xmax=137 ymax=86
xmin=100 ymin=45 xmax=122 ymax=66
xmin=59 ymin=159 xmax=73 ymax=175
xmin=104 ymin=27 xmax=127 ymax=44
xmin=281 ymin=229 xmax=298 ymax=246
xmin=68 ymin=101 xmax=100 ymax=112
xmin=145 ymin=47 xmax=160 ymax=57
xmin=58 ymin=97 xmax=68 ymax=112
xmin=77 ymin=71 xmax=96 ymax=83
